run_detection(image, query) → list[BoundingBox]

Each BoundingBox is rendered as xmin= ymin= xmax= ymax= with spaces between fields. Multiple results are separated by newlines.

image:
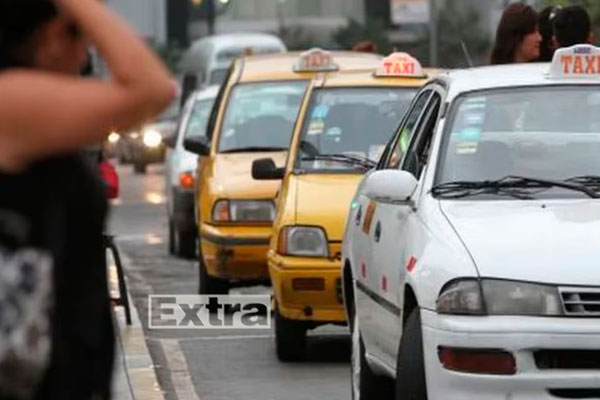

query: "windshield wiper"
xmin=220 ymin=146 xmax=287 ymax=154
xmin=565 ymin=175 xmax=600 ymax=188
xmin=301 ymin=154 xmax=376 ymax=170
xmin=431 ymin=176 xmax=600 ymax=200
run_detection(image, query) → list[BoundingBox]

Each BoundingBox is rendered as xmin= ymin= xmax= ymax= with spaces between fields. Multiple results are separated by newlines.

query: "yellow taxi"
xmin=252 ymin=53 xmax=434 ymax=361
xmin=183 ymin=49 xmax=382 ymax=294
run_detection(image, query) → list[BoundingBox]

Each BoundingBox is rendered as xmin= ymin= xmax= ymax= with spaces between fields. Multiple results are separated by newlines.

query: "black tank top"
xmin=0 ymin=154 xmax=114 ymax=399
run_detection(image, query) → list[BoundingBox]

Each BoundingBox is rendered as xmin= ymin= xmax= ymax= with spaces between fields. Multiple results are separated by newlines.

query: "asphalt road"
xmin=109 ymin=164 xmax=351 ymax=400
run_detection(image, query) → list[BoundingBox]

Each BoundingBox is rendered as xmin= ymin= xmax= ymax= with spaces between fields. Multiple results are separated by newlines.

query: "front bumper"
xmin=421 ymin=309 xmax=600 ymax=400
xmin=200 ymin=224 xmax=271 ymax=281
xmin=269 ymin=253 xmax=345 ymax=323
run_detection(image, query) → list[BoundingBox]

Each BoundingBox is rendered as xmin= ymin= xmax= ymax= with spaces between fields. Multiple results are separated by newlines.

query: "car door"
xmin=366 ymin=88 xmax=444 ymax=368
xmin=356 ymin=90 xmax=433 ymax=366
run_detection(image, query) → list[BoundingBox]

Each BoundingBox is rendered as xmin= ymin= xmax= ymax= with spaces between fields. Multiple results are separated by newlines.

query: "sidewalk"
xmin=109 ymin=254 xmax=164 ymax=400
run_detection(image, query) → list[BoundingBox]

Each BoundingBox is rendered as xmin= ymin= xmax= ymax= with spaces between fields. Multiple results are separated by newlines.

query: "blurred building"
xmin=188 ymin=0 xmax=365 ymax=44
xmin=105 ymin=0 xmax=167 ymax=44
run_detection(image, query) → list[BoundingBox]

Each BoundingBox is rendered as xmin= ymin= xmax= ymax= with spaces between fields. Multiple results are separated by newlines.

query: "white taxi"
xmin=342 ymin=45 xmax=600 ymax=400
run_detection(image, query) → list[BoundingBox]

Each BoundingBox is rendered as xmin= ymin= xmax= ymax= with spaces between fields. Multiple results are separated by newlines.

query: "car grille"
xmin=535 ymin=350 xmax=600 ymax=370
xmin=559 ymin=287 xmax=600 ymax=316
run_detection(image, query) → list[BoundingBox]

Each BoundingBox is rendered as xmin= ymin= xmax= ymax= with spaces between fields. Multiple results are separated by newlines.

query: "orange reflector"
xmin=292 ymin=278 xmax=325 ymax=291
xmin=179 ymin=172 xmax=195 ymax=189
xmin=438 ymin=347 xmax=516 ymax=375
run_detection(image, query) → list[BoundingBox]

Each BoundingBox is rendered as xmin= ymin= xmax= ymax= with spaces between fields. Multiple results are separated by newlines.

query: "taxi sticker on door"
xmin=362 ymin=201 xmax=376 ymax=234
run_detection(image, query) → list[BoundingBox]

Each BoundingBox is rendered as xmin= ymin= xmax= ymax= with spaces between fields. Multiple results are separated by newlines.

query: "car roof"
xmin=235 ymin=51 xmax=383 ymax=83
xmin=320 ymin=68 xmax=440 ymax=88
xmin=438 ymin=63 xmax=600 ymax=100
xmin=189 ymin=33 xmax=286 ymax=52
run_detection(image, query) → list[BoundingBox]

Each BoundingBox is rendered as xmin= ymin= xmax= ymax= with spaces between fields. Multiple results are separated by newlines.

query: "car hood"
xmin=210 ymin=152 xmax=287 ymax=199
xmin=440 ymin=200 xmax=600 ymax=286
xmin=295 ymin=174 xmax=363 ymax=241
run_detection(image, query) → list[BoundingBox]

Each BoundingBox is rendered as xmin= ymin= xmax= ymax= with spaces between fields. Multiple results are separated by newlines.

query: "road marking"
xmin=161 ymin=339 xmax=201 ymax=400
xmin=149 ymin=334 xmax=273 ymax=343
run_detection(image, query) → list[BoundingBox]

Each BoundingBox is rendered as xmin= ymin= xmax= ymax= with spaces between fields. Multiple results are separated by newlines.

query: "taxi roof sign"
xmin=375 ymin=52 xmax=427 ymax=78
xmin=294 ymin=48 xmax=339 ymax=73
xmin=549 ymin=45 xmax=600 ymax=79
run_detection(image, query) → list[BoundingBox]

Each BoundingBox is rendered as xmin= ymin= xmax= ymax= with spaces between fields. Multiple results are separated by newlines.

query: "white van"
xmin=179 ymin=33 xmax=287 ymax=106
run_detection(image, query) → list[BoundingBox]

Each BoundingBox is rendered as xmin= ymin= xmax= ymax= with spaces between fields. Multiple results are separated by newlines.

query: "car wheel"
xmin=168 ymin=219 xmax=175 ymax=255
xmin=174 ymin=227 xmax=196 ymax=259
xmin=351 ymin=308 xmax=394 ymax=400
xmin=274 ymin=305 xmax=306 ymax=362
xmin=133 ymin=162 xmax=147 ymax=174
xmin=395 ymin=308 xmax=428 ymax=400
xmin=198 ymin=256 xmax=228 ymax=295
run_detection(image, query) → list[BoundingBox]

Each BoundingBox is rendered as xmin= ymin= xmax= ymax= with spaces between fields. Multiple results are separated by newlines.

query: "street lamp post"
xmin=429 ymin=0 xmax=438 ymax=67
xmin=206 ymin=0 xmax=216 ymax=35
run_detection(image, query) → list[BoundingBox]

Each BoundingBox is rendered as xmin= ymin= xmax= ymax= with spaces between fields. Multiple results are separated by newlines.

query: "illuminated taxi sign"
xmin=549 ymin=45 xmax=600 ymax=78
xmin=375 ymin=52 xmax=427 ymax=78
xmin=294 ymin=48 xmax=339 ymax=73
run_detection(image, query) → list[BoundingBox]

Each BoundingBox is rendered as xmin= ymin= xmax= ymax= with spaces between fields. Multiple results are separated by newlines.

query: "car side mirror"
xmin=184 ymin=136 xmax=211 ymax=156
xmin=363 ymin=170 xmax=418 ymax=205
xmin=252 ymin=158 xmax=285 ymax=180
xmin=164 ymin=133 xmax=177 ymax=149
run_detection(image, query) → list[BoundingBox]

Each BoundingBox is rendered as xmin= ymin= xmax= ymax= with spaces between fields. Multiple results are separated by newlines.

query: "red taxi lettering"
xmin=585 ymin=55 xmax=597 ymax=74
xmin=573 ymin=55 xmax=584 ymax=74
xmin=383 ymin=62 xmax=393 ymax=74
xmin=561 ymin=55 xmax=573 ymax=74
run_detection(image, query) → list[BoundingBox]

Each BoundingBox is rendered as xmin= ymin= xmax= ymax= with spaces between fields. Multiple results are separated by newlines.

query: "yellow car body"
xmin=262 ymin=56 xmax=435 ymax=360
xmin=194 ymin=51 xmax=383 ymax=294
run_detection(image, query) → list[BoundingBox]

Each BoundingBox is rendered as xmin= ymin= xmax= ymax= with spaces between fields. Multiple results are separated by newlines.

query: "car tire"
xmin=351 ymin=308 xmax=394 ymax=400
xmin=133 ymin=162 xmax=147 ymax=174
xmin=395 ymin=308 xmax=428 ymax=400
xmin=173 ymin=226 xmax=196 ymax=259
xmin=274 ymin=305 xmax=306 ymax=362
xmin=198 ymin=256 xmax=229 ymax=295
xmin=168 ymin=219 xmax=176 ymax=255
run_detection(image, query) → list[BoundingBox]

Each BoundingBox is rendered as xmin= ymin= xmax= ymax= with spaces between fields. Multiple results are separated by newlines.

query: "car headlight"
xmin=277 ymin=226 xmax=328 ymax=257
xmin=108 ymin=132 xmax=120 ymax=144
xmin=436 ymin=279 xmax=563 ymax=316
xmin=212 ymin=200 xmax=275 ymax=222
xmin=143 ymin=129 xmax=163 ymax=148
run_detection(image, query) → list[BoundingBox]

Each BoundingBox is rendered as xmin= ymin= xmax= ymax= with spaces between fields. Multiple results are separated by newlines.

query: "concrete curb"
xmin=111 ymin=254 xmax=164 ymax=400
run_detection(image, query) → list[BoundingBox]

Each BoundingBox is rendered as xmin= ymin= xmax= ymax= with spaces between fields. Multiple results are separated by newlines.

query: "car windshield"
xmin=209 ymin=68 xmax=228 ymax=85
xmin=184 ymin=98 xmax=214 ymax=139
xmin=436 ymin=86 xmax=600 ymax=198
xmin=218 ymin=81 xmax=308 ymax=153
xmin=295 ymin=87 xmax=416 ymax=172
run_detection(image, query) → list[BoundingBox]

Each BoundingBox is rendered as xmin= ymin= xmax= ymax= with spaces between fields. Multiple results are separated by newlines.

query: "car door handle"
xmin=374 ymin=221 xmax=382 ymax=243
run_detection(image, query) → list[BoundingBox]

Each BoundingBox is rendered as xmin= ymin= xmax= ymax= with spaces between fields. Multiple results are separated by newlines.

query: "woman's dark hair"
xmin=0 ymin=0 xmax=58 ymax=69
xmin=537 ymin=6 xmax=558 ymax=62
xmin=491 ymin=3 xmax=538 ymax=65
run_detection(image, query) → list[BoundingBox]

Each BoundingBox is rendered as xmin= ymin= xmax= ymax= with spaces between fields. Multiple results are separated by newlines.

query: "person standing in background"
xmin=491 ymin=3 xmax=542 ymax=64
xmin=537 ymin=6 xmax=560 ymax=62
xmin=553 ymin=5 xmax=594 ymax=48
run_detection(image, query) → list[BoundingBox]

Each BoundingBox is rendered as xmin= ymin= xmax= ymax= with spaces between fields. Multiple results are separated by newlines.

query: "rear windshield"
xmin=209 ymin=69 xmax=229 ymax=85
xmin=185 ymin=98 xmax=215 ymax=139
xmin=218 ymin=81 xmax=308 ymax=153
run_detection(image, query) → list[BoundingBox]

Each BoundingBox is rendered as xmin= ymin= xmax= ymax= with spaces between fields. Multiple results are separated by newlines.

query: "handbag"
xmin=0 ymin=210 xmax=53 ymax=400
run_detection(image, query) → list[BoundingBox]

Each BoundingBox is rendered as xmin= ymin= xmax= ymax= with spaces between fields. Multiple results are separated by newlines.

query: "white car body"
xmin=343 ymin=48 xmax=600 ymax=400
xmin=165 ymin=86 xmax=219 ymax=257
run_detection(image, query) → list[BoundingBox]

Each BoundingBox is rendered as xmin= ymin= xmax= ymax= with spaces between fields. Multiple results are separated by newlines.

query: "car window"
xmin=184 ymin=98 xmax=215 ymax=140
xmin=218 ymin=81 xmax=308 ymax=153
xmin=437 ymin=86 xmax=600 ymax=191
xmin=385 ymin=90 xmax=432 ymax=169
xmin=209 ymin=69 xmax=229 ymax=85
xmin=402 ymin=93 xmax=442 ymax=178
xmin=295 ymin=87 xmax=417 ymax=172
